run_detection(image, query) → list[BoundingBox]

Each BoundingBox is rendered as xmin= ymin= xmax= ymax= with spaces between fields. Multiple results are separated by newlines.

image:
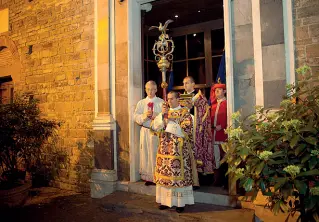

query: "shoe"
xmin=158 ymin=205 xmax=169 ymax=210
xmin=145 ymin=181 xmax=156 ymax=186
xmin=193 ymin=186 xmax=200 ymax=190
xmin=176 ymin=207 xmax=184 ymax=213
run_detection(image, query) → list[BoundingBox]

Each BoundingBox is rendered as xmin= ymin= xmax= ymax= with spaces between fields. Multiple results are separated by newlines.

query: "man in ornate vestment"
xmin=134 ymin=81 xmax=164 ymax=186
xmin=182 ymin=76 xmax=214 ymax=176
xmin=152 ymin=91 xmax=198 ymax=213
xmin=210 ymin=82 xmax=227 ymax=186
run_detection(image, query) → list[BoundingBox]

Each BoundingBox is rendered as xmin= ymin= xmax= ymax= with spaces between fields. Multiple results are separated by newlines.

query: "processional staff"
xmin=149 ymin=19 xmax=175 ymax=101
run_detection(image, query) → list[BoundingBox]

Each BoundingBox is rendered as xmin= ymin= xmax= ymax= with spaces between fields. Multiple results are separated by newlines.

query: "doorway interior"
xmin=142 ymin=0 xmax=224 ymax=99
xmin=141 ymin=0 xmax=228 ymax=195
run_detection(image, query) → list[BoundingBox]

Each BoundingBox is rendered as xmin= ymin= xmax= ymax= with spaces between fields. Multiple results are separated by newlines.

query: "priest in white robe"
xmin=152 ymin=91 xmax=197 ymax=213
xmin=134 ymin=81 xmax=164 ymax=186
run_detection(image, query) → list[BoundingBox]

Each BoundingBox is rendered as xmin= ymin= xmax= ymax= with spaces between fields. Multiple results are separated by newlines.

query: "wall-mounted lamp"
xmin=141 ymin=3 xmax=152 ymax=12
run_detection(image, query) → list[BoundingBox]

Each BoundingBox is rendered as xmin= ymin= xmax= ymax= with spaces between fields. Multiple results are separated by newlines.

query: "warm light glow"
xmin=174 ymin=15 xmax=178 ymax=18
xmin=0 ymin=8 xmax=9 ymax=34
xmin=193 ymin=34 xmax=196 ymax=37
xmin=198 ymin=10 xmax=201 ymax=12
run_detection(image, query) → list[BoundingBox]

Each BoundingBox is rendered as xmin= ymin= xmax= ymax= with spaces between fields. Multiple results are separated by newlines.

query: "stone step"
xmin=117 ymin=181 xmax=238 ymax=207
xmin=116 ymin=182 xmax=299 ymax=221
xmin=101 ymin=191 xmax=255 ymax=222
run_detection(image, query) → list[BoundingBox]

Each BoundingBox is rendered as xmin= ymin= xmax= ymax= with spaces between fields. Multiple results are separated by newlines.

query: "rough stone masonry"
xmin=294 ymin=0 xmax=319 ymax=75
xmin=0 ymin=0 xmax=95 ymax=192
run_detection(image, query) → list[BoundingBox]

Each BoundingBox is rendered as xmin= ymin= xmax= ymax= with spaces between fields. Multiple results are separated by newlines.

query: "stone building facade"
xmin=294 ymin=0 xmax=319 ymax=75
xmin=0 ymin=0 xmax=318 ymax=198
xmin=0 ymin=0 xmax=95 ymax=192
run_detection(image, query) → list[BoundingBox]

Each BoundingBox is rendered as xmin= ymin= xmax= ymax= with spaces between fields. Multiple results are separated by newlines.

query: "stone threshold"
xmin=116 ymin=181 xmax=238 ymax=208
xmin=115 ymin=181 xmax=299 ymax=221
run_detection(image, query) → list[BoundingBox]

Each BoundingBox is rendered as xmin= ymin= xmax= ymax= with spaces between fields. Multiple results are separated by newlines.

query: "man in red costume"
xmin=210 ymin=80 xmax=227 ymax=186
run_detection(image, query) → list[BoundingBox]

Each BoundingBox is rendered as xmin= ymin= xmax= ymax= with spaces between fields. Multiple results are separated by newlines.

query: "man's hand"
xmin=143 ymin=110 xmax=153 ymax=120
xmin=185 ymin=100 xmax=193 ymax=109
xmin=151 ymin=112 xmax=158 ymax=120
xmin=215 ymin=125 xmax=222 ymax=131
xmin=162 ymin=103 xmax=169 ymax=114
xmin=146 ymin=110 xmax=153 ymax=118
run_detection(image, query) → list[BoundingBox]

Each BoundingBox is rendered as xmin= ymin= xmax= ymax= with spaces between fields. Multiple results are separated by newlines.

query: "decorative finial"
xmin=148 ymin=19 xmax=174 ymax=36
xmin=149 ymin=19 xmax=175 ymax=102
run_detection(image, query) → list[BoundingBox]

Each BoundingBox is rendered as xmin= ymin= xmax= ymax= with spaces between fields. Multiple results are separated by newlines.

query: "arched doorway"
xmin=0 ymin=36 xmax=22 ymax=104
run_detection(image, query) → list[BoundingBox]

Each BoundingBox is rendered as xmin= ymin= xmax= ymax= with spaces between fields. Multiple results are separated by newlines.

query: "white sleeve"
xmin=151 ymin=112 xmax=164 ymax=131
xmin=133 ymin=101 xmax=148 ymax=125
xmin=165 ymin=121 xmax=184 ymax=138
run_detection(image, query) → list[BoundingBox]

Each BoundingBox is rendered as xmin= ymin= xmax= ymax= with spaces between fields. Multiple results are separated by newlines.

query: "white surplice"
xmin=134 ymin=96 xmax=164 ymax=182
xmin=155 ymin=185 xmax=194 ymax=208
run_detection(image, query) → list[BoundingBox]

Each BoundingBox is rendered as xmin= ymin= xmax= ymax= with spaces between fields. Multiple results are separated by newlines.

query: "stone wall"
xmin=0 ymin=0 xmax=95 ymax=192
xmin=294 ymin=0 xmax=319 ymax=75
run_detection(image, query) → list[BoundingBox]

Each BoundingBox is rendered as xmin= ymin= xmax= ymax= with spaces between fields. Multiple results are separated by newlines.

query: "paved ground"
xmin=0 ymin=187 xmax=255 ymax=222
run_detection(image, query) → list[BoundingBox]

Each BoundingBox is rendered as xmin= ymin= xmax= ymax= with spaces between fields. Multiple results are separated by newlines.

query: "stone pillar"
xmin=231 ymin=0 xmax=256 ymax=117
xmin=224 ymin=0 xmax=236 ymax=197
xmin=113 ymin=0 xmax=143 ymax=182
xmin=90 ymin=0 xmax=117 ymax=198
xmin=251 ymin=0 xmax=288 ymax=109
xmin=114 ymin=0 xmax=130 ymax=182
xmin=260 ymin=0 xmax=286 ymax=108
xmin=226 ymin=0 xmax=256 ymax=197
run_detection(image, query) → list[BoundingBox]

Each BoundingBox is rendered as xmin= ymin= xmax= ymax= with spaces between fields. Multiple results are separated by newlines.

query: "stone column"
xmin=225 ymin=0 xmax=256 ymax=197
xmin=260 ymin=0 xmax=286 ymax=109
xmin=113 ymin=0 xmax=143 ymax=182
xmin=90 ymin=0 xmax=117 ymax=198
xmin=231 ymin=0 xmax=256 ymax=117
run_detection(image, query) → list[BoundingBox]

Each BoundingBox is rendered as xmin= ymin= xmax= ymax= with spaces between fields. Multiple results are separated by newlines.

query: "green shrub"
xmin=0 ymin=95 xmax=59 ymax=189
xmin=222 ymin=66 xmax=319 ymax=222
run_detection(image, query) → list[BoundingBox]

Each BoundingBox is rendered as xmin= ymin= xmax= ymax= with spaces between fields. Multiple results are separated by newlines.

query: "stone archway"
xmin=0 ymin=36 xmax=22 ymax=83
xmin=0 ymin=36 xmax=22 ymax=103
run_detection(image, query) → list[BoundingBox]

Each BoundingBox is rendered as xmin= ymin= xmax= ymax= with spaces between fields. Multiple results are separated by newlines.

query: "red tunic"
xmin=211 ymin=99 xmax=227 ymax=142
xmin=210 ymin=98 xmax=227 ymax=169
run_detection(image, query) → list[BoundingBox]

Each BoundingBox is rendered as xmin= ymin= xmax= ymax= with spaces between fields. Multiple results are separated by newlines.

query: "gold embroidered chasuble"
xmin=152 ymin=106 xmax=199 ymax=188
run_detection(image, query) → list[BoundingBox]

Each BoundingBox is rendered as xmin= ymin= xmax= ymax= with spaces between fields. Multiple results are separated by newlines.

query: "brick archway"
xmin=0 ymin=36 xmax=21 ymax=83
xmin=0 ymin=36 xmax=19 ymax=60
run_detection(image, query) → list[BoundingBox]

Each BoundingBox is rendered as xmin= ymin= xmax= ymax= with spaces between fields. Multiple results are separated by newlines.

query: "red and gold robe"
xmin=152 ymin=106 xmax=198 ymax=187
xmin=152 ymin=106 xmax=198 ymax=207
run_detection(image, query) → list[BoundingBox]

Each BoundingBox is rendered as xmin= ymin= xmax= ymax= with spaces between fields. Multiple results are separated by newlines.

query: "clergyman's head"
xmin=145 ymin=81 xmax=157 ymax=98
xmin=183 ymin=76 xmax=195 ymax=93
xmin=167 ymin=91 xmax=179 ymax=108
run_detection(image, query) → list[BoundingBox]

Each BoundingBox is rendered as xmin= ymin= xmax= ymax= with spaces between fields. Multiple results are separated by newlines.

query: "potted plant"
xmin=222 ymin=66 xmax=319 ymax=222
xmin=0 ymin=94 xmax=59 ymax=207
